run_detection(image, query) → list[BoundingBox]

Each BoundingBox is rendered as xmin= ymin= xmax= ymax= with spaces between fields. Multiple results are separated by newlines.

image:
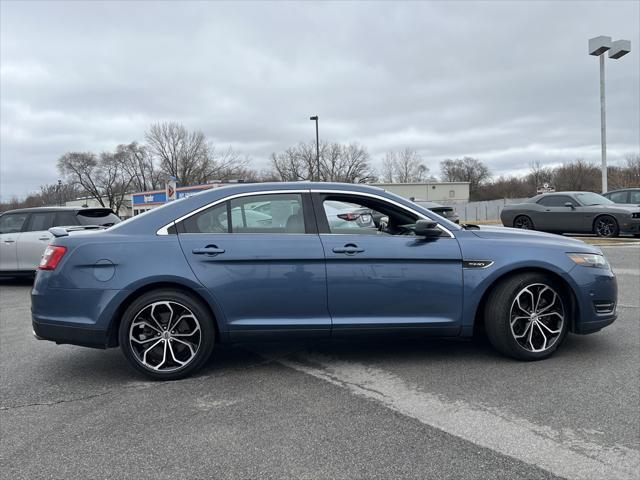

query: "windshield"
xmin=575 ymin=192 xmax=614 ymax=206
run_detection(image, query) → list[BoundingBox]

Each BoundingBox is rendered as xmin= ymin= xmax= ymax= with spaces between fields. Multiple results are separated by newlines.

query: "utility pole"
xmin=588 ymin=36 xmax=631 ymax=193
xmin=310 ymin=115 xmax=320 ymax=181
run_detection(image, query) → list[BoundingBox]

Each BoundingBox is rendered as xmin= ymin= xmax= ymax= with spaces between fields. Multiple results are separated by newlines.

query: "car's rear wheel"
xmin=593 ymin=215 xmax=619 ymax=238
xmin=484 ymin=273 xmax=568 ymax=360
xmin=513 ymin=215 xmax=534 ymax=230
xmin=118 ymin=289 xmax=215 ymax=380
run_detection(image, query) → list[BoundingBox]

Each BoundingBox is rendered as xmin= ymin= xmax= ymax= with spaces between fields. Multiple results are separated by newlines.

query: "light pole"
xmin=309 ymin=115 xmax=320 ymax=181
xmin=588 ymin=36 xmax=631 ymax=193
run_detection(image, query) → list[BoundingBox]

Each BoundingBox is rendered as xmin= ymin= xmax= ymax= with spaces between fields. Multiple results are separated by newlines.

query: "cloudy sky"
xmin=1 ymin=0 xmax=638 ymax=199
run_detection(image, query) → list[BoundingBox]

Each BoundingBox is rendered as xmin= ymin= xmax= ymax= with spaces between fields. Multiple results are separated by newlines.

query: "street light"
xmin=588 ymin=36 xmax=631 ymax=193
xmin=309 ymin=115 xmax=320 ymax=181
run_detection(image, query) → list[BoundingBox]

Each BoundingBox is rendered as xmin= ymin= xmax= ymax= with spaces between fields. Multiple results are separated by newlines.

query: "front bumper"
xmin=619 ymin=218 xmax=640 ymax=235
xmin=568 ymin=265 xmax=618 ymax=334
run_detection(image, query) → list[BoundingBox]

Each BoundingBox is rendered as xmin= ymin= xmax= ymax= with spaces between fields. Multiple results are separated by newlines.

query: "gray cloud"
xmin=1 ymin=0 xmax=639 ymax=199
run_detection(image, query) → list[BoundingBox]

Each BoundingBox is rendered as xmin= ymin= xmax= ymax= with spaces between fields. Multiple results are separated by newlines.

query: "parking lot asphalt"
xmin=1 ymin=245 xmax=638 ymax=479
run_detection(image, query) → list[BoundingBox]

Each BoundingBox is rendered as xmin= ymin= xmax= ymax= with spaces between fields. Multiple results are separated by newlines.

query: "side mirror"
xmin=564 ymin=202 xmax=575 ymax=209
xmin=414 ymin=220 xmax=442 ymax=237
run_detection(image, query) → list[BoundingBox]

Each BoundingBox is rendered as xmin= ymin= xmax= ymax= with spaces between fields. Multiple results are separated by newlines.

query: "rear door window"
xmin=181 ymin=202 xmax=230 ymax=233
xmin=230 ymin=194 xmax=305 ymax=233
xmin=179 ymin=193 xmax=308 ymax=234
xmin=25 ymin=212 xmax=55 ymax=232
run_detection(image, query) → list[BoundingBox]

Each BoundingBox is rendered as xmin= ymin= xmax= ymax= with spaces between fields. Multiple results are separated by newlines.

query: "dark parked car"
xmin=32 ymin=183 xmax=617 ymax=380
xmin=603 ymin=188 xmax=640 ymax=205
xmin=0 ymin=207 xmax=120 ymax=276
xmin=414 ymin=201 xmax=460 ymax=224
xmin=500 ymin=191 xmax=640 ymax=237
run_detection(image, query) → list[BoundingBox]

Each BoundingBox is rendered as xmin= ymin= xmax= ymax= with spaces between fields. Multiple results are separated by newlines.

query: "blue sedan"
xmin=32 ymin=183 xmax=618 ymax=379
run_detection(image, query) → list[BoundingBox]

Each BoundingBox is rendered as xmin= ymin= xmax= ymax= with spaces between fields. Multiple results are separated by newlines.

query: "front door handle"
xmin=332 ymin=243 xmax=364 ymax=255
xmin=3 ymin=239 xmax=15 ymax=244
xmin=192 ymin=245 xmax=225 ymax=256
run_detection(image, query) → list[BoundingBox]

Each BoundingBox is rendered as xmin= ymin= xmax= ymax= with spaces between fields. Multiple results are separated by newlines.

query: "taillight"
xmin=338 ymin=213 xmax=360 ymax=221
xmin=39 ymin=245 xmax=67 ymax=270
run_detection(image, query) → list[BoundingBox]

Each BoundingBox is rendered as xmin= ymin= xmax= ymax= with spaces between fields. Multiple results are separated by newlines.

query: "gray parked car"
xmin=603 ymin=188 xmax=640 ymax=205
xmin=500 ymin=191 xmax=640 ymax=238
xmin=414 ymin=201 xmax=460 ymax=224
xmin=0 ymin=207 xmax=120 ymax=276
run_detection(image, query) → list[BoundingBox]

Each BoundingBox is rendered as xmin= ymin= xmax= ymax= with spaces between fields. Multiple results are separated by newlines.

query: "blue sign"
xmin=132 ymin=191 xmax=166 ymax=206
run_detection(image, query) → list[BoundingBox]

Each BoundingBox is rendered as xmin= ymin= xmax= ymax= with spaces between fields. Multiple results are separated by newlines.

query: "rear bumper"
xmin=31 ymin=282 xmax=124 ymax=349
xmin=32 ymin=319 xmax=109 ymax=349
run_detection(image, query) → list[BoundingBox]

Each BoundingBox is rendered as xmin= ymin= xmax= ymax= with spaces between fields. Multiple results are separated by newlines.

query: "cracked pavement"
xmin=0 ymin=245 xmax=638 ymax=479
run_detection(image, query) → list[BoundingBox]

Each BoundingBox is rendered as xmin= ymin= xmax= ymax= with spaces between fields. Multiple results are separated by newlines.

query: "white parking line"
xmin=275 ymin=354 xmax=639 ymax=480
xmin=613 ymin=268 xmax=640 ymax=276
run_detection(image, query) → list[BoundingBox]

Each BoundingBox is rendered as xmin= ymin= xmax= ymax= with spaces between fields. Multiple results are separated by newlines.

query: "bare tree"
xmin=145 ymin=122 xmax=209 ymax=185
xmin=57 ymin=152 xmax=105 ymax=204
xmin=145 ymin=122 xmax=247 ymax=185
xmin=609 ymin=153 xmax=640 ymax=189
xmin=553 ymin=158 xmax=600 ymax=191
xmin=117 ymin=142 xmax=162 ymax=192
xmin=270 ymin=141 xmax=374 ymax=183
xmin=440 ymin=157 xmax=491 ymax=191
xmin=57 ymin=151 xmax=134 ymax=213
xmin=527 ymin=160 xmax=554 ymax=195
xmin=381 ymin=148 xmax=430 ymax=183
xmin=381 ymin=152 xmax=396 ymax=183
xmin=38 ymin=182 xmax=83 ymax=206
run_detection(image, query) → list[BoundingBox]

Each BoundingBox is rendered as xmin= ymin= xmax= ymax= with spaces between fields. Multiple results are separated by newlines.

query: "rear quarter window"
xmin=76 ymin=210 xmax=121 ymax=226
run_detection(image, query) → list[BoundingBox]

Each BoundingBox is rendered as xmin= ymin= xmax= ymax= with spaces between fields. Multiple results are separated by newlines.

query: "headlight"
xmin=567 ymin=253 xmax=609 ymax=268
xmin=632 ymin=212 xmax=640 ymax=219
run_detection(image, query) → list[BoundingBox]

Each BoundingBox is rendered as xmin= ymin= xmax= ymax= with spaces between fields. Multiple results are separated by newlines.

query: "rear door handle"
xmin=332 ymin=244 xmax=364 ymax=255
xmin=3 ymin=239 xmax=15 ymax=244
xmin=39 ymin=236 xmax=51 ymax=241
xmin=192 ymin=246 xmax=225 ymax=256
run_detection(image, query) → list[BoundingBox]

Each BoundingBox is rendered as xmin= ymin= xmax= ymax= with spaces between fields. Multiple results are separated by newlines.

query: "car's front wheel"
xmin=118 ymin=289 xmax=215 ymax=380
xmin=593 ymin=215 xmax=619 ymax=238
xmin=484 ymin=273 xmax=568 ymax=360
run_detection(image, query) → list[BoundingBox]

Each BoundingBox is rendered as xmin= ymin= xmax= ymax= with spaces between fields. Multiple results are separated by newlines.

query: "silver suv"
xmin=0 ymin=207 xmax=120 ymax=276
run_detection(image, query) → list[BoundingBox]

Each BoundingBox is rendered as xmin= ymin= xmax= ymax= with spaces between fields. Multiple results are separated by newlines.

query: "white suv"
xmin=0 ymin=207 xmax=120 ymax=276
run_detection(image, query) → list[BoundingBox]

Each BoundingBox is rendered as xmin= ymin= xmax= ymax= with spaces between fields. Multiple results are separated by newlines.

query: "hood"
xmin=470 ymin=226 xmax=597 ymax=251
xmin=603 ymin=204 xmax=640 ymax=213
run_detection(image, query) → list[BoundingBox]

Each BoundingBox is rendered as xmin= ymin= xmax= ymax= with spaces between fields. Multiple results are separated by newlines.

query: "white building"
xmin=372 ymin=182 xmax=470 ymax=203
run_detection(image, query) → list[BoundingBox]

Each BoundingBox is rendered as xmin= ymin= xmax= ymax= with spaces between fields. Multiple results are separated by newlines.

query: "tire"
xmin=484 ymin=273 xmax=568 ymax=361
xmin=118 ymin=289 xmax=215 ymax=380
xmin=513 ymin=215 xmax=534 ymax=230
xmin=593 ymin=215 xmax=619 ymax=238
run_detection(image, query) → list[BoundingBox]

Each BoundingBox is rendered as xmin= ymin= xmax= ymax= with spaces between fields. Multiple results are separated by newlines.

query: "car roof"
xmin=0 ymin=206 xmax=111 ymax=215
xmin=605 ymin=188 xmax=640 ymax=193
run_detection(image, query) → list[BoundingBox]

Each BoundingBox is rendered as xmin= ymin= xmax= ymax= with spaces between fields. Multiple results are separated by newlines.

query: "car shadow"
xmin=31 ymin=330 xmax=619 ymax=385
xmin=0 ymin=276 xmax=34 ymax=286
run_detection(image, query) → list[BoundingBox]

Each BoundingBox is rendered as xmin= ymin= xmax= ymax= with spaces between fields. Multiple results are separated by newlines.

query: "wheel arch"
xmin=472 ymin=267 xmax=579 ymax=335
xmin=106 ymin=281 xmax=223 ymax=347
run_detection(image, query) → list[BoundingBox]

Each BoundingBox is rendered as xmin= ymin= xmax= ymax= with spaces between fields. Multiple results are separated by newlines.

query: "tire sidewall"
xmin=485 ymin=273 xmax=569 ymax=361
xmin=118 ymin=289 xmax=215 ymax=380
